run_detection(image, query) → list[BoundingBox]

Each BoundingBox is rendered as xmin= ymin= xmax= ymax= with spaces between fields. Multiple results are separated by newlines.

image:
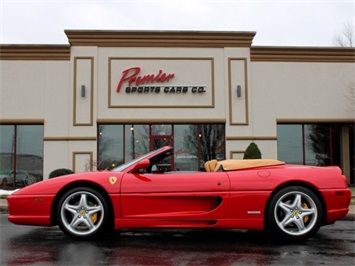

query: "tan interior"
xmin=205 ymin=159 xmax=285 ymax=172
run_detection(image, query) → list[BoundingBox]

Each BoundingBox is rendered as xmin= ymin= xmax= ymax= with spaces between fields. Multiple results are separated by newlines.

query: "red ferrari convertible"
xmin=7 ymin=146 xmax=351 ymax=241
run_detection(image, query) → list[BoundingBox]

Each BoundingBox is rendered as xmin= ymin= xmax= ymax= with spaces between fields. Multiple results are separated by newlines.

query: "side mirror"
xmin=130 ymin=159 xmax=150 ymax=173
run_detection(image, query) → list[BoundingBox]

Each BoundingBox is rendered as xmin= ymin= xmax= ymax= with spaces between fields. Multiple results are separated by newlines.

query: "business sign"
xmin=109 ymin=58 xmax=214 ymax=108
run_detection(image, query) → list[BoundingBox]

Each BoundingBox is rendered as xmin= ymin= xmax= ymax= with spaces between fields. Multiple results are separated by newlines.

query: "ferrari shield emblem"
xmin=109 ymin=176 xmax=117 ymax=185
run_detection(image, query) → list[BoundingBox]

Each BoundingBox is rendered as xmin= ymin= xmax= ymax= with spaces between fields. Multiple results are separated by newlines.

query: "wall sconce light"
xmin=237 ymin=85 xmax=242 ymax=97
xmin=81 ymin=85 xmax=86 ymax=98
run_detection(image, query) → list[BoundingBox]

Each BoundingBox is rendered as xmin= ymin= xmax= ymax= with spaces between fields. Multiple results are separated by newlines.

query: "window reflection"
xmin=174 ymin=125 xmax=199 ymax=171
xmin=125 ymin=125 xmax=149 ymax=160
xmin=278 ymin=123 xmax=353 ymax=185
xmin=0 ymin=126 xmax=15 ymax=187
xmin=151 ymin=125 xmax=172 ymax=136
xmin=16 ymin=126 xmax=43 ymax=185
xmin=199 ymin=124 xmax=225 ymax=162
xmin=305 ymin=124 xmax=341 ymax=166
xmin=98 ymin=125 xmax=123 ymax=170
xmin=277 ymin=125 xmax=303 ymax=164
xmin=98 ymin=124 xmax=226 ymax=172
xmin=0 ymin=125 xmax=43 ymax=188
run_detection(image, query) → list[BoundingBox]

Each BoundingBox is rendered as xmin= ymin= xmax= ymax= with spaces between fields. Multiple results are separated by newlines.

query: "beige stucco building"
xmin=1 ymin=30 xmax=354 ymax=186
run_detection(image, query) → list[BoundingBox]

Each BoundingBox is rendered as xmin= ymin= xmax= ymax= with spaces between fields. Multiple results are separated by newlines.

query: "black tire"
xmin=267 ymin=186 xmax=323 ymax=241
xmin=56 ymin=187 xmax=111 ymax=239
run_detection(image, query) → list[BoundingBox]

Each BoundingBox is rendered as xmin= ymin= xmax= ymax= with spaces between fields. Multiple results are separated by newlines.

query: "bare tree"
xmin=183 ymin=124 xmax=225 ymax=162
xmin=333 ymin=21 xmax=355 ymax=113
xmin=334 ymin=21 xmax=354 ymax=47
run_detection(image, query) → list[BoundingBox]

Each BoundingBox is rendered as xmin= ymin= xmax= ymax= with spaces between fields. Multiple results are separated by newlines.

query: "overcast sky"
xmin=0 ymin=0 xmax=354 ymax=47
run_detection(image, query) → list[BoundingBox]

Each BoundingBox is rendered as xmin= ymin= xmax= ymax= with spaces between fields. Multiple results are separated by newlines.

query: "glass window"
xmin=278 ymin=123 xmax=344 ymax=167
xmin=277 ymin=124 xmax=303 ymax=164
xmin=306 ymin=124 xmax=341 ymax=166
xmin=125 ymin=125 xmax=149 ymax=160
xmin=279 ymin=123 xmax=355 ymax=184
xmin=174 ymin=125 xmax=199 ymax=171
xmin=16 ymin=125 xmax=43 ymax=185
xmin=98 ymin=123 xmax=225 ymax=172
xmin=151 ymin=124 xmax=172 ymax=136
xmin=151 ymin=137 xmax=172 ymax=151
xmin=305 ymin=124 xmax=320 ymax=165
xmin=98 ymin=125 xmax=123 ymax=170
xmin=0 ymin=126 xmax=15 ymax=185
xmin=0 ymin=124 xmax=43 ymax=188
xmin=199 ymin=124 xmax=225 ymax=162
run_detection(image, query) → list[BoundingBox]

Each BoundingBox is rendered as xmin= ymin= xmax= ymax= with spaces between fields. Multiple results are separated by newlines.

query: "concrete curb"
xmin=342 ymin=214 xmax=355 ymax=221
xmin=0 ymin=198 xmax=8 ymax=214
xmin=0 ymin=206 xmax=7 ymax=214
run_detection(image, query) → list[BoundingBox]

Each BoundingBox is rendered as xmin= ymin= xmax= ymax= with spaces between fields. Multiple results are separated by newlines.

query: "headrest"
xmin=204 ymin=159 xmax=218 ymax=172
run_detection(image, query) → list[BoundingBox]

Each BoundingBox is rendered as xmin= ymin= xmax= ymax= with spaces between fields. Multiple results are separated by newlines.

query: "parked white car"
xmin=0 ymin=170 xmax=36 ymax=188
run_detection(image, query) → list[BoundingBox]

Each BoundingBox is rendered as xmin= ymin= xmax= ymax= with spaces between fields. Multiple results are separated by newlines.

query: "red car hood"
xmin=9 ymin=171 xmax=123 ymax=196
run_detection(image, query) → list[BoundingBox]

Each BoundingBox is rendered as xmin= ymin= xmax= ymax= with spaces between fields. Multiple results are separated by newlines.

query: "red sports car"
xmin=7 ymin=146 xmax=351 ymax=241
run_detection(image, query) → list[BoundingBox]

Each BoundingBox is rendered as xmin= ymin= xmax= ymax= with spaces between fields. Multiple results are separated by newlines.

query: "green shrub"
xmin=49 ymin=168 xmax=74 ymax=178
xmin=243 ymin=142 xmax=262 ymax=159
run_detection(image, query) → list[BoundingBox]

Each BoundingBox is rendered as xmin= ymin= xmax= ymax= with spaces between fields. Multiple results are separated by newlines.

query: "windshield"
xmin=111 ymin=147 xmax=168 ymax=172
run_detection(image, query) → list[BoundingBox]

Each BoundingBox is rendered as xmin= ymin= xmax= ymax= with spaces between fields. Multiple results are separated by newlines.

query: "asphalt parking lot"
xmin=0 ymin=214 xmax=354 ymax=266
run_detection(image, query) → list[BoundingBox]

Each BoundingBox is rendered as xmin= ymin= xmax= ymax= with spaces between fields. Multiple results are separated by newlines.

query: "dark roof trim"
xmin=65 ymin=30 xmax=257 ymax=47
xmin=0 ymin=45 xmax=70 ymax=60
xmin=251 ymin=46 xmax=355 ymax=63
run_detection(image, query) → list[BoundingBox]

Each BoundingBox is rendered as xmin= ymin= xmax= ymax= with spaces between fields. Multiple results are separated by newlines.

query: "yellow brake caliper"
xmin=302 ymin=202 xmax=309 ymax=223
xmin=91 ymin=213 xmax=97 ymax=224
xmin=91 ymin=205 xmax=98 ymax=224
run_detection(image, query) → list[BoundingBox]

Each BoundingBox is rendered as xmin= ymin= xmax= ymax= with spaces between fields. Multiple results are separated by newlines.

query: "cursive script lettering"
xmin=117 ymin=67 xmax=175 ymax=92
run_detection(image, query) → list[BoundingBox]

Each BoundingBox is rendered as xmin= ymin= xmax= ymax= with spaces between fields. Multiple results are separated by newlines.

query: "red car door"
xmin=120 ymin=171 xmax=230 ymax=223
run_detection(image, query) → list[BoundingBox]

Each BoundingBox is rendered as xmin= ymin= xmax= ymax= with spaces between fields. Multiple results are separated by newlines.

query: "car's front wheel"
xmin=267 ymin=186 xmax=323 ymax=241
xmin=57 ymin=187 xmax=110 ymax=239
xmin=0 ymin=178 xmax=8 ymax=188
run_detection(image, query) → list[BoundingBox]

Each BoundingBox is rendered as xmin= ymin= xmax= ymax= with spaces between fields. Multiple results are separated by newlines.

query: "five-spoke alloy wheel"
xmin=267 ymin=186 xmax=323 ymax=241
xmin=57 ymin=187 xmax=110 ymax=239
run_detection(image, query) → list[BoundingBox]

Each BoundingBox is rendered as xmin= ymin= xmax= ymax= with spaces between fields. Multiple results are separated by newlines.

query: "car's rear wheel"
xmin=57 ymin=187 xmax=110 ymax=239
xmin=267 ymin=186 xmax=323 ymax=241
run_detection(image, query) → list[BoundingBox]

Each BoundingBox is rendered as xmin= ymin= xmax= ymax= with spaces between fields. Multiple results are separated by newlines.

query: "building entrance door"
xmin=150 ymin=124 xmax=174 ymax=170
xmin=150 ymin=137 xmax=172 ymax=150
xmin=149 ymin=124 xmax=173 ymax=149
